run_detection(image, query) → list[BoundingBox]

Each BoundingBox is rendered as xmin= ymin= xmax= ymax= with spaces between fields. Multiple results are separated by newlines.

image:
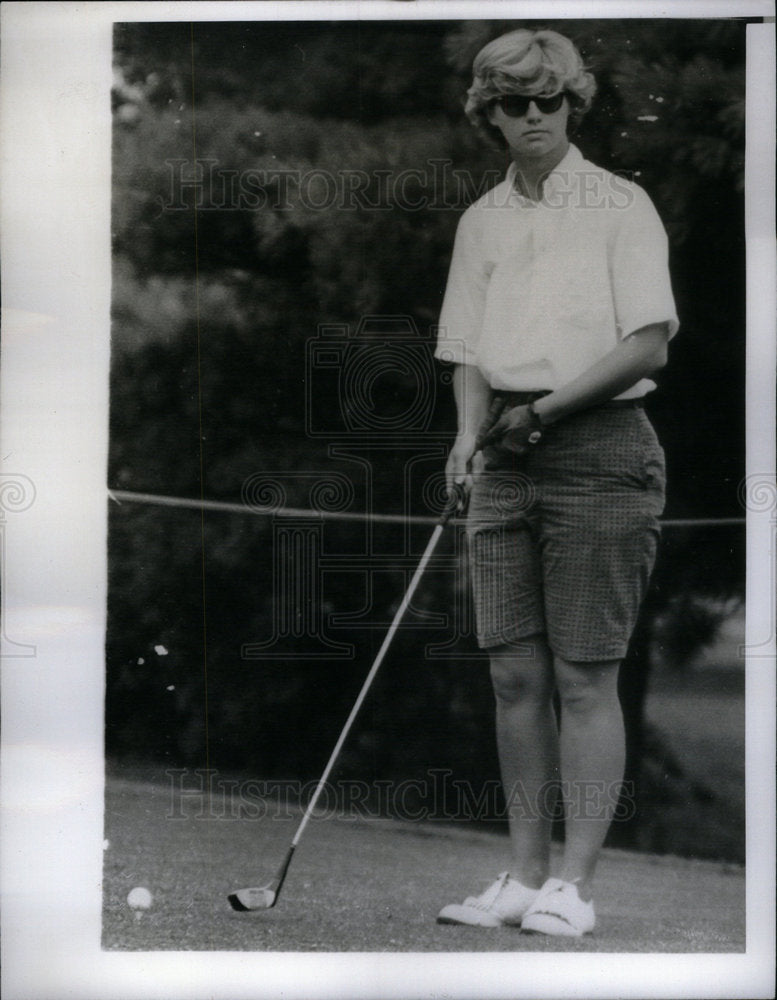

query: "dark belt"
xmin=498 ymin=390 xmax=645 ymax=411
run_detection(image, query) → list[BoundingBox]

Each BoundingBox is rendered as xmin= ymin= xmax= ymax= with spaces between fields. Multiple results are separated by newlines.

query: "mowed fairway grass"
xmin=102 ymin=769 xmax=744 ymax=953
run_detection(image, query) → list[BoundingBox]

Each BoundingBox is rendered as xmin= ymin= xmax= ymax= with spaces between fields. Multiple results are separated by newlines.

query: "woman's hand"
xmin=445 ymin=431 xmax=484 ymax=504
xmin=480 ymin=404 xmax=542 ymax=456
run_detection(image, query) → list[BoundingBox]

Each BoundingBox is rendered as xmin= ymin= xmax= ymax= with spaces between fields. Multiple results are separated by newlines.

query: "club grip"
xmin=439 ymin=482 xmax=465 ymax=525
xmin=440 ymin=396 xmax=506 ymax=525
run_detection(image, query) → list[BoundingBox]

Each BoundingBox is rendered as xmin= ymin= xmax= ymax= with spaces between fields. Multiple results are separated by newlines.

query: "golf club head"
xmin=229 ymin=844 xmax=295 ymax=912
xmin=227 ymin=885 xmax=277 ymax=911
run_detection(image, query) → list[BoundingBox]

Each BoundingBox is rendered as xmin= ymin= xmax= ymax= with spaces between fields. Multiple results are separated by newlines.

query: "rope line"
xmin=107 ymin=489 xmax=745 ymax=529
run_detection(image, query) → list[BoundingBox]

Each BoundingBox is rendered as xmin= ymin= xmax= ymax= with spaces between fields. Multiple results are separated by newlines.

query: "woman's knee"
xmin=489 ymin=639 xmax=553 ymax=706
xmin=554 ymin=656 xmax=621 ymax=715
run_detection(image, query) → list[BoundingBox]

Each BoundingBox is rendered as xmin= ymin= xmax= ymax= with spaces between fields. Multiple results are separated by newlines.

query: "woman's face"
xmin=487 ymin=93 xmax=571 ymax=162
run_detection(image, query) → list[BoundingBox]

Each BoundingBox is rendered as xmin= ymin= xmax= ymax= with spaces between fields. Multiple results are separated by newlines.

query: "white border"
xmin=1 ymin=3 xmax=774 ymax=998
xmin=743 ymin=13 xmax=777 ymax=980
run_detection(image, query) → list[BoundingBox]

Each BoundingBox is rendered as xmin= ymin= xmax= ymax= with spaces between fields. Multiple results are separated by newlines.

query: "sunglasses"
xmin=490 ymin=92 xmax=566 ymax=117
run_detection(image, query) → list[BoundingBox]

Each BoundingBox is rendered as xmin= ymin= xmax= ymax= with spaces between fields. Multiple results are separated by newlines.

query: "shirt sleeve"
xmin=434 ymin=207 xmax=490 ymax=366
xmin=610 ymin=184 xmax=680 ymax=340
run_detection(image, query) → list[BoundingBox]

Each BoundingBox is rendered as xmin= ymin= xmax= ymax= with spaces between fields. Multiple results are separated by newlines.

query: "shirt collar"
xmin=506 ymin=144 xmax=585 ymax=204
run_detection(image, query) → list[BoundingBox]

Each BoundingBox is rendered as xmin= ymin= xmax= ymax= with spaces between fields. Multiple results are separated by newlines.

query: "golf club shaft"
xmin=269 ymin=843 xmax=296 ymax=892
xmin=289 ymin=519 xmax=448 ymax=850
xmin=234 ymin=405 xmax=506 ymax=908
xmin=287 ymin=401 xmax=505 ymax=851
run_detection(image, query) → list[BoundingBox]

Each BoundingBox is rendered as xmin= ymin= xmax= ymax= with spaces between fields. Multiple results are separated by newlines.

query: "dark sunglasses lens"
xmin=537 ymin=93 xmax=564 ymax=113
xmin=497 ymin=96 xmax=530 ymax=117
xmin=497 ymin=93 xmax=564 ymax=117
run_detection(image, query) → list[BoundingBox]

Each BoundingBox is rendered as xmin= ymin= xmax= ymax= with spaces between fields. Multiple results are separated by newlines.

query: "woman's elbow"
xmin=631 ymin=324 xmax=669 ymax=372
xmin=651 ymin=339 xmax=668 ymax=370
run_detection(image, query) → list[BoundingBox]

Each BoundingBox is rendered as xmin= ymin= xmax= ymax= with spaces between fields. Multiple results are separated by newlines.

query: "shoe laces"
xmin=472 ymin=872 xmax=511 ymax=909
xmin=532 ymin=878 xmax=590 ymax=914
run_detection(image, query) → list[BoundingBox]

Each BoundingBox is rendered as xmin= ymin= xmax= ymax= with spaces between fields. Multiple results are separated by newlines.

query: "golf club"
xmin=228 ymin=396 xmax=506 ymax=912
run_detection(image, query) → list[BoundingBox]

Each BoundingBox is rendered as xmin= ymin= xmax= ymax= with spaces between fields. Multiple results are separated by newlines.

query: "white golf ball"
xmin=127 ymin=887 xmax=153 ymax=910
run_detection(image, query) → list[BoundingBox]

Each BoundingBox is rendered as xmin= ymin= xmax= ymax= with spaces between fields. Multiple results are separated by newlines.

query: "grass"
xmin=102 ymin=767 xmax=745 ymax=953
xmin=642 ymin=620 xmax=746 ymax=861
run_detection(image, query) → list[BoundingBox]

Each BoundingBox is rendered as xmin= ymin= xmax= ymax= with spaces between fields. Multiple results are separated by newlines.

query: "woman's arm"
xmin=444 ymin=363 xmax=493 ymax=496
xmin=447 ymin=323 xmax=669 ymax=480
xmin=533 ymin=322 xmax=669 ymax=425
xmin=482 ymin=323 xmax=669 ymax=454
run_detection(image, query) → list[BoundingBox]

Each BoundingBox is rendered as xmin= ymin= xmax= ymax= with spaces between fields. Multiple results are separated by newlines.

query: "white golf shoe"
xmin=520 ymin=877 xmax=595 ymax=937
xmin=437 ymin=872 xmax=540 ymax=927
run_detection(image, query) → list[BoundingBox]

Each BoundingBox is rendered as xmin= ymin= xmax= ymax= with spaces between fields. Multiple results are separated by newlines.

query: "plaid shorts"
xmin=466 ymin=405 xmax=666 ymax=662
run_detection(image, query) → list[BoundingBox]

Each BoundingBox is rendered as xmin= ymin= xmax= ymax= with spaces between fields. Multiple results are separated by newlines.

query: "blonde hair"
xmin=465 ymin=29 xmax=596 ymax=141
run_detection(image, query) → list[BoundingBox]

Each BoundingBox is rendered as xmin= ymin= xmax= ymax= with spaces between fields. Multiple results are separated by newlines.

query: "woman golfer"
xmin=435 ymin=28 xmax=678 ymax=936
